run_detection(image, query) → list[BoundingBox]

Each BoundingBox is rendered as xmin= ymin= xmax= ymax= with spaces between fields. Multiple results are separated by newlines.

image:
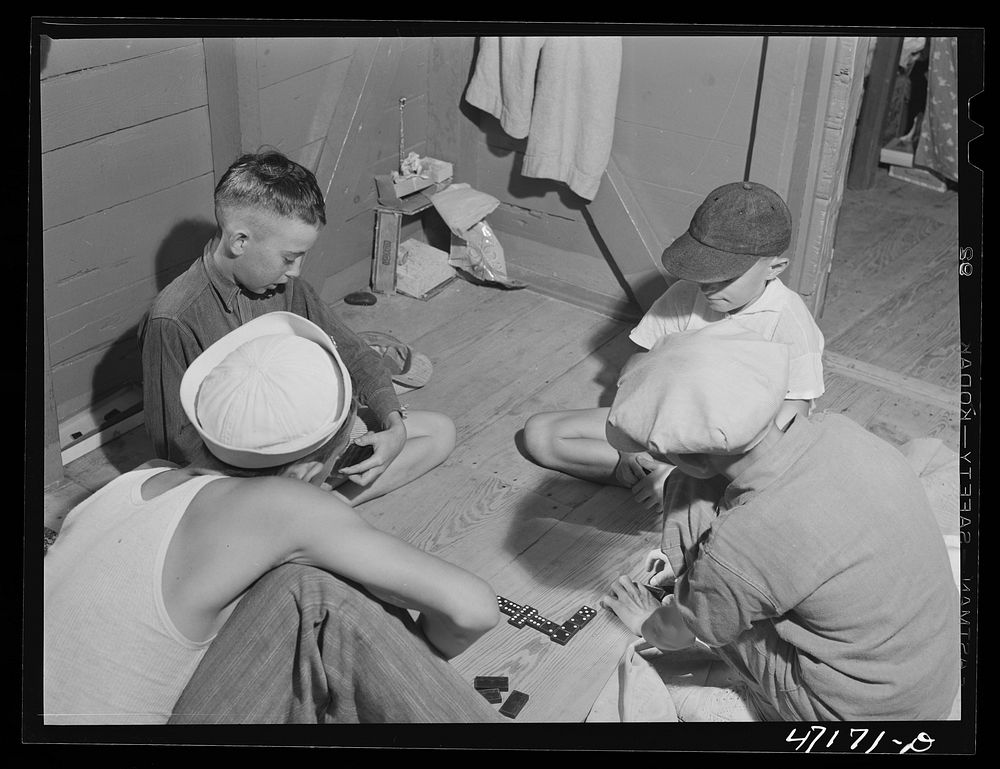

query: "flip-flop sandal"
xmin=359 ymin=331 xmax=433 ymax=389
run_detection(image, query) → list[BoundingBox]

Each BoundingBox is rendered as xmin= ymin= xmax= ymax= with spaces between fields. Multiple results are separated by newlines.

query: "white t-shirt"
xmin=629 ymin=279 xmax=825 ymax=401
xmin=43 ymin=468 xmax=222 ymax=724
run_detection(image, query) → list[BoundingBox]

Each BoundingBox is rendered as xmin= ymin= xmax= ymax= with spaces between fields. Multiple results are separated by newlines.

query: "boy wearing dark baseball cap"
xmin=646 ymin=180 xmax=824 ymax=424
xmin=523 ymin=181 xmax=825 ymax=551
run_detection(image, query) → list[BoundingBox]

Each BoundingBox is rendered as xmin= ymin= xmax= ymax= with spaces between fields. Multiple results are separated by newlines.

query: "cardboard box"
xmin=396 ymin=239 xmax=456 ymax=300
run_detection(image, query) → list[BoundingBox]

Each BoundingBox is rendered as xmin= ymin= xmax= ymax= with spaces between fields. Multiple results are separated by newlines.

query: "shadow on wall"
xmin=85 ymin=218 xmax=215 ymax=472
xmin=152 ymin=218 xmax=216 ymax=293
xmin=464 ymin=103 xmax=668 ymax=320
xmin=473 ymin=110 xmax=589 ymax=213
xmin=461 ymin=37 xmax=591 ymax=214
xmin=39 ymin=35 xmax=50 ymax=73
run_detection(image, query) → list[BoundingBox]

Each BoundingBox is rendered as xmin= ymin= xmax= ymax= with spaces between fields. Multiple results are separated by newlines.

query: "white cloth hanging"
xmin=464 ymin=36 xmax=622 ymax=201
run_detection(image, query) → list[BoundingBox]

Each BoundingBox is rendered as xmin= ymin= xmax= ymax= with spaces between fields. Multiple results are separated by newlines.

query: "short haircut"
xmin=215 ymin=148 xmax=326 ymax=227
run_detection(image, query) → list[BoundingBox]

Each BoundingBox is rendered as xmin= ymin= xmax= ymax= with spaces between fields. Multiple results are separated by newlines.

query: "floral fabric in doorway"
xmin=913 ymin=37 xmax=958 ymax=183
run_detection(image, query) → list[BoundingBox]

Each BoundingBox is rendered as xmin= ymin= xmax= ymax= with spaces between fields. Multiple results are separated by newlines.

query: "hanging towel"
xmin=465 ymin=36 xmax=622 ymax=201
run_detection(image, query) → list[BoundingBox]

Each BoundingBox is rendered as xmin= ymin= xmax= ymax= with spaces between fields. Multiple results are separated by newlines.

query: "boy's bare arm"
xmin=174 ymin=476 xmax=499 ymax=659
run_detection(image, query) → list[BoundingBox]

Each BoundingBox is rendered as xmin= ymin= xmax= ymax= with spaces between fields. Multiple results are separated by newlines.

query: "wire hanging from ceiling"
xmin=744 ymin=36 xmax=769 ymax=182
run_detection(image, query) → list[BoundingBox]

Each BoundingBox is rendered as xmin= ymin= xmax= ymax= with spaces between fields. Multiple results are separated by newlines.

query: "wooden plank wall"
xmin=295 ymin=37 xmax=433 ymax=302
xmin=40 ymin=35 xmax=433 ymax=442
xmin=335 ymin=37 xmax=433 ymax=298
xmin=253 ymin=37 xmax=360 ymax=171
xmin=40 ymin=37 xmax=217 ymax=426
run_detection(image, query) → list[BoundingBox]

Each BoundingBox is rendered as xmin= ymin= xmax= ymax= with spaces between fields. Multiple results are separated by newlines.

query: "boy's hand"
xmin=644 ymin=547 xmax=676 ymax=587
xmin=614 ymin=451 xmax=647 ymax=487
xmin=599 ymin=575 xmax=664 ymax=636
xmin=602 ymin=575 xmax=697 ymax=650
xmin=629 ymin=455 xmax=674 ymax=513
xmin=337 ymin=414 xmax=407 ymax=486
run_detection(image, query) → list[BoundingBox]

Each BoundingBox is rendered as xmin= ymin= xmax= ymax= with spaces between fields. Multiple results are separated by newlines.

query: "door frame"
xmin=783 ymin=36 xmax=872 ymax=316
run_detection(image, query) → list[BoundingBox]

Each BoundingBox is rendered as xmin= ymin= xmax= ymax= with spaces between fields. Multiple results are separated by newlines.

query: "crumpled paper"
xmin=430 ymin=183 xmax=526 ymax=289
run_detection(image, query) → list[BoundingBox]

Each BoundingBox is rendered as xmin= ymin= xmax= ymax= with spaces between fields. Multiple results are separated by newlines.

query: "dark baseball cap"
xmin=661 ymin=181 xmax=792 ymax=283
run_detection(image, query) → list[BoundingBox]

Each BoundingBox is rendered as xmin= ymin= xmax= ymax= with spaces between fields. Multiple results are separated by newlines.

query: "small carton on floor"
xmin=395 ymin=239 xmax=457 ymax=300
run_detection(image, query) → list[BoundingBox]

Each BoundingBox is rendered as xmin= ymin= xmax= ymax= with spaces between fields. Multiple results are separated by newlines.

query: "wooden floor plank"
xmin=43 ymin=478 xmax=92 ymax=531
xmin=825 ymin=210 xmax=943 ymax=298
xmin=818 ymin=371 xmax=959 ymax=453
xmin=395 ymin=291 xmax=625 ymax=443
xmin=62 ymin=423 xmax=156 ymax=493
xmin=820 ymin=218 xmax=957 ymax=341
xmin=823 ymin=351 xmax=958 ymax=412
xmin=443 ymin=413 xmax=609 ymax=510
xmin=450 ymin=486 xmax=660 ymax=722
xmin=824 ymin=260 xmax=960 ymax=390
xmin=844 ymin=170 xmax=958 ymax=226
xmin=333 ymin=277 xmax=498 ymax=346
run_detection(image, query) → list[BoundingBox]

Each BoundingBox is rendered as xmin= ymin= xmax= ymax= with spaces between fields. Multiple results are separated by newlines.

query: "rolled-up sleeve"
xmin=776 ymin=292 xmax=826 ymax=401
xmin=674 ymin=539 xmax=782 ymax=648
xmin=786 ymin=352 xmax=825 ymax=401
xmin=296 ymin=282 xmax=402 ymax=427
xmin=628 ymin=281 xmax=694 ymax=349
xmin=659 ymin=473 xmax=728 ymax=581
xmin=657 ymin=473 xmax=781 ymax=647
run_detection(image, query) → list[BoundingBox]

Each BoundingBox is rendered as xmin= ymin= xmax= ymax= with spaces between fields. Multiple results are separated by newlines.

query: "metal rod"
xmin=398 ymin=97 xmax=406 ymax=174
xmin=744 ymin=36 xmax=769 ymax=182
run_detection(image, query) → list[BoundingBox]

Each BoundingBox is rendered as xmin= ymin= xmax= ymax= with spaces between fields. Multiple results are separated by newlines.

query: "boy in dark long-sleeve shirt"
xmin=139 ymin=150 xmax=454 ymax=507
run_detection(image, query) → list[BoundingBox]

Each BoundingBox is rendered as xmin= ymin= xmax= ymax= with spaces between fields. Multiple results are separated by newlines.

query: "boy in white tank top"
xmin=44 ymin=312 xmax=502 ymax=724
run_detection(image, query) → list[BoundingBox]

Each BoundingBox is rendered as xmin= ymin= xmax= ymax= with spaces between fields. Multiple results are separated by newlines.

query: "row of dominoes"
xmin=496 ymin=595 xmax=597 ymax=646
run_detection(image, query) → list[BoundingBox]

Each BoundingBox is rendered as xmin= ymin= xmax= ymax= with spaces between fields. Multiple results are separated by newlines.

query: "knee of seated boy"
xmin=428 ymin=411 xmax=457 ymax=461
xmin=406 ymin=410 xmax=457 ymax=464
xmin=422 ymin=409 xmax=456 ymax=441
xmin=522 ymin=412 xmax=557 ymax=463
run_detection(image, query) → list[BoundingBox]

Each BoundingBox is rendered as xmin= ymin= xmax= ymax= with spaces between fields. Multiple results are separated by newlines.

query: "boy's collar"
xmin=728 ymin=277 xmax=784 ymax=317
xmin=710 ymin=418 xmax=786 ymax=481
xmin=720 ymin=415 xmax=812 ymax=509
xmin=203 ymin=240 xmax=243 ymax=312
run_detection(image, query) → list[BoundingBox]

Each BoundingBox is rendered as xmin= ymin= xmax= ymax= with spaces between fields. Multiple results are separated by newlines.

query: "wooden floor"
xmin=41 ymin=168 xmax=961 ymax=722
xmin=816 ymin=170 xmax=960 ymax=453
